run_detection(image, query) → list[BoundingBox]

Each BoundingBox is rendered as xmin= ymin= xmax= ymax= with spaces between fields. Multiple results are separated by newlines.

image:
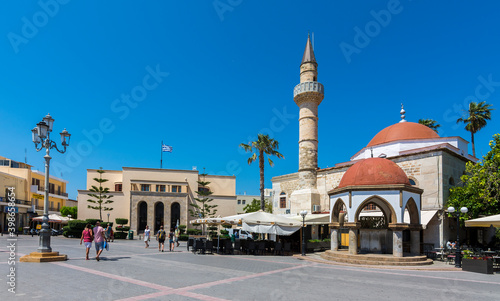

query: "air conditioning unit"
xmin=285 ymin=209 xmax=290 ymax=214
xmin=313 ymin=205 xmax=321 ymax=212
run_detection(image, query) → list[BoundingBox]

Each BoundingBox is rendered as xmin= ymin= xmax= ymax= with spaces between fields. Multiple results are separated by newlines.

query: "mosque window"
xmin=242 ymin=200 xmax=246 ymax=205
xmin=280 ymin=197 xmax=286 ymax=208
xmin=365 ymin=204 xmax=377 ymax=210
xmin=237 ymin=200 xmax=241 ymax=205
xmin=449 ymin=177 xmax=455 ymax=186
xmin=409 ymin=179 xmax=416 ymax=186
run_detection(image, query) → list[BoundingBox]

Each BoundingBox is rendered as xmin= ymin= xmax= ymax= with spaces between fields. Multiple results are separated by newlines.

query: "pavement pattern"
xmin=1 ymin=235 xmax=500 ymax=300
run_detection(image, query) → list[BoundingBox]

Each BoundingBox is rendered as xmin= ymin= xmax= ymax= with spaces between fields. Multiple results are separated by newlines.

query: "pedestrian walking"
xmin=144 ymin=225 xmax=151 ymax=248
xmin=80 ymin=224 xmax=94 ymax=260
xmin=174 ymin=227 xmax=180 ymax=247
xmin=93 ymin=221 xmax=105 ymax=261
xmin=169 ymin=228 xmax=175 ymax=251
xmin=104 ymin=223 xmax=112 ymax=242
xmin=156 ymin=226 xmax=166 ymax=252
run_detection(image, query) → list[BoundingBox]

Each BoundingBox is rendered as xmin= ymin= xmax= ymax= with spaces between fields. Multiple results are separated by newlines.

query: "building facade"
xmin=0 ymin=156 xmax=69 ymax=232
xmin=77 ymin=167 xmax=236 ymax=233
xmin=235 ymin=189 xmax=272 ymax=214
xmin=271 ymin=38 xmax=475 ymax=250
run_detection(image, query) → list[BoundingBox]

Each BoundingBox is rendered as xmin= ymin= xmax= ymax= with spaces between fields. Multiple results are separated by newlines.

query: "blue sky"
xmin=1 ymin=1 xmax=499 ymax=199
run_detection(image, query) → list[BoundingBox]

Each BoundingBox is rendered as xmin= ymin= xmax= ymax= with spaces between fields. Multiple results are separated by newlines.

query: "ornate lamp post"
xmin=448 ymin=206 xmax=468 ymax=268
xmin=31 ymin=114 xmax=70 ymax=253
xmin=300 ymin=210 xmax=308 ymax=256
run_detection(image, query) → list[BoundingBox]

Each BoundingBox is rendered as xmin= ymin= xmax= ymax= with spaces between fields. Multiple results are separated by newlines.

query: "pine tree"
xmin=87 ymin=167 xmax=114 ymax=221
xmin=189 ymin=171 xmax=218 ymax=234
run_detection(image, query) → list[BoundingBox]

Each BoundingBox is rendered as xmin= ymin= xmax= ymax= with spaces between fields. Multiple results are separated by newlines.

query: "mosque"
xmin=271 ymin=36 xmax=477 ymax=257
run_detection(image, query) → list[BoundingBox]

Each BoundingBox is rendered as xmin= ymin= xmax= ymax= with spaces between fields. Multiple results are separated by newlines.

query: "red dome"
xmin=367 ymin=122 xmax=440 ymax=147
xmin=338 ymin=158 xmax=410 ymax=188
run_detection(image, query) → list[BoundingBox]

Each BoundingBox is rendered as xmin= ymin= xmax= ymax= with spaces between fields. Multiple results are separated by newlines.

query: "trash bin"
xmin=128 ymin=230 xmax=134 ymax=240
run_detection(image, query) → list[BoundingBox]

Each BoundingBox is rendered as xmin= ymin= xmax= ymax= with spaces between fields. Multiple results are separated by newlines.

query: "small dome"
xmin=367 ymin=122 xmax=440 ymax=147
xmin=338 ymin=158 xmax=410 ymax=188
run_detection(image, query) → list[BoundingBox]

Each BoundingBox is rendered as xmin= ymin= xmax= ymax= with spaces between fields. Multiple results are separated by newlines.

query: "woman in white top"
xmin=144 ymin=225 xmax=151 ymax=248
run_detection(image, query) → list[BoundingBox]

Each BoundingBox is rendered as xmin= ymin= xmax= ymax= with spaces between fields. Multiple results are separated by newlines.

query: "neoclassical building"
xmin=271 ymin=36 xmax=476 ymax=252
xmin=77 ymin=167 xmax=236 ymax=233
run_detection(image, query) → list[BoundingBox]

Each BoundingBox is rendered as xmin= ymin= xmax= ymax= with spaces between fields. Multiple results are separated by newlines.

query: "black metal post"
xmin=301 ymin=216 xmax=306 ymax=256
xmin=455 ymin=212 xmax=461 ymax=268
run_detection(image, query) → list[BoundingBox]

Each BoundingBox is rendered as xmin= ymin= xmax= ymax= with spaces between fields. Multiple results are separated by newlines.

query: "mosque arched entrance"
xmin=355 ymin=196 xmax=394 ymax=254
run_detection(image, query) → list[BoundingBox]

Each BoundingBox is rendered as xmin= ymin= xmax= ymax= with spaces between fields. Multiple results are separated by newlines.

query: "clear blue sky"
xmin=1 ymin=1 xmax=499 ymax=199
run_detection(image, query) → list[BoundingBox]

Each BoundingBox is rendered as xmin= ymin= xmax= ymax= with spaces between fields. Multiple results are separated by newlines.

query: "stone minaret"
xmin=290 ymin=34 xmax=324 ymax=213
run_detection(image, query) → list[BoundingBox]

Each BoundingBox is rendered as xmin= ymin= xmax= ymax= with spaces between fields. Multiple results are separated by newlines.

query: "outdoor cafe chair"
xmin=284 ymin=242 xmax=291 ymax=255
xmin=205 ymin=240 xmax=213 ymax=254
xmin=233 ymin=241 xmax=241 ymax=254
xmin=274 ymin=242 xmax=283 ymax=255
xmin=224 ymin=240 xmax=233 ymax=254
xmin=247 ymin=241 xmax=256 ymax=255
xmin=257 ymin=241 xmax=266 ymax=255
xmin=187 ymin=238 xmax=194 ymax=251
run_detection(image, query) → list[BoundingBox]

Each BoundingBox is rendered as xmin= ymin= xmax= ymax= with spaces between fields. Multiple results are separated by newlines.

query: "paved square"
xmin=2 ymin=236 xmax=500 ymax=300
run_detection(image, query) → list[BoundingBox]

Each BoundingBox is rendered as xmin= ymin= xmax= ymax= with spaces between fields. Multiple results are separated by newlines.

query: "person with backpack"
xmin=169 ymin=228 xmax=175 ymax=252
xmin=156 ymin=226 xmax=166 ymax=252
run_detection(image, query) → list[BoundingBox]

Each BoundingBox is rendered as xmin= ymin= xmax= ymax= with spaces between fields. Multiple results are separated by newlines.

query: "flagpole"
xmin=160 ymin=140 xmax=163 ymax=169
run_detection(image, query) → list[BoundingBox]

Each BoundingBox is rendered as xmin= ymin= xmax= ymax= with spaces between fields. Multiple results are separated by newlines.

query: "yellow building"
xmin=77 ymin=167 xmax=236 ymax=234
xmin=0 ymin=156 xmax=69 ymax=232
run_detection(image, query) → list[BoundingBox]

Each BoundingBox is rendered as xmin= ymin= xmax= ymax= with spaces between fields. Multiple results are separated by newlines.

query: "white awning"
xmin=420 ymin=210 xmax=438 ymax=229
xmin=289 ymin=214 xmax=330 ymax=225
xmin=465 ymin=214 xmax=500 ymax=228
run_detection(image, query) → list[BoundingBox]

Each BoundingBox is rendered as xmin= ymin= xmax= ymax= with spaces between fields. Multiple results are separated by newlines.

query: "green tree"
xmin=243 ymin=198 xmax=273 ymax=213
xmin=457 ymin=101 xmax=494 ymax=157
xmin=418 ymin=118 xmax=441 ymax=133
xmin=240 ymin=134 xmax=284 ymax=211
xmin=447 ymin=134 xmax=500 ymax=221
xmin=60 ymin=206 xmax=77 ymax=219
xmin=189 ymin=172 xmax=218 ymax=234
xmin=87 ymin=167 xmax=114 ymax=221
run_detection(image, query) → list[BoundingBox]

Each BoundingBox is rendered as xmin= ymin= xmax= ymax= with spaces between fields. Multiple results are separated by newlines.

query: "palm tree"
xmin=240 ymin=134 xmax=284 ymax=211
xmin=457 ymin=101 xmax=494 ymax=158
xmin=418 ymin=119 xmax=441 ymax=133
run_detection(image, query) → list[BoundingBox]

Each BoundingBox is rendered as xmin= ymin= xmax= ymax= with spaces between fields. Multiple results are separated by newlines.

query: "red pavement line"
xmin=177 ymin=291 xmax=231 ymax=301
xmin=313 ymin=264 xmax=500 ymax=285
xmin=116 ymin=263 xmax=311 ymax=301
xmin=224 ymin=255 xmax=300 ymax=265
xmin=52 ymin=262 xmax=171 ymax=291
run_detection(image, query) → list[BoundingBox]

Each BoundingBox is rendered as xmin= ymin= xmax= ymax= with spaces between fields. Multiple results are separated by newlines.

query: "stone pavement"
xmin=1 ymin=235 xmax=500 ymax=300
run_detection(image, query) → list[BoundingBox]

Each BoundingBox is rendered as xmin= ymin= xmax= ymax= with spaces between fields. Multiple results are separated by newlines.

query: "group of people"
xmin=143 ymin=225 xmax=180 ymax=252
xmin=80 ymin=221 xmax=112 ymax=261
xmin=446 ymin=240 xmax=458 ymax=249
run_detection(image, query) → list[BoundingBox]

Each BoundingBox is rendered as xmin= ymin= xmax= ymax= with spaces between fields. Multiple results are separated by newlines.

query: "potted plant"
xmin=461 ymin=250 xmax=494 ymax=274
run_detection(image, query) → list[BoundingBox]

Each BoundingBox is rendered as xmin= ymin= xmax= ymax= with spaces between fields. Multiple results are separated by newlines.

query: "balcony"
xmin=293 ymin=81 xmax=324 ymax=98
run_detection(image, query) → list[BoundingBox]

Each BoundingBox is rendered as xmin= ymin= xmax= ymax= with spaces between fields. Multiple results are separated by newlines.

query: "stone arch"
xmin=170 ymin=202 xmax=180 ymax=230
xmin=154 ymin=201 xmax=164 ymax=233
xmin=404 ymin=197 xmax=419 ymax=225
xmin=354 ymin=195 xmax=396 ymax=225
xmin=138 ymin=201 xmax=148 ymax=232
xmin=331 ymin=198 xmax=347 ymax=224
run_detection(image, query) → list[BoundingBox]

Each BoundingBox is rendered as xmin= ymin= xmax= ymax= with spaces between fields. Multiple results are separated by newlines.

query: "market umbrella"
xmin=465 ymin=214 xmax=500 ymax=227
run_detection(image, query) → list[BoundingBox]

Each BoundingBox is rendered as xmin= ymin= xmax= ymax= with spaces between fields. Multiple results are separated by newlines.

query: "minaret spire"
xmin=301 ymin=33 xmax=316 ymax=64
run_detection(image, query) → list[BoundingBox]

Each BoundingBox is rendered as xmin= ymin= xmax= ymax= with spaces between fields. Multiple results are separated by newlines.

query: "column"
xmin=393 ymin=230 xmax=403 ymax=257
xmin=349 ymin=228 xmax=358 ymax=255
xmin=331 ymin=228 xmax=338 ymax=251
xmin=410 ymin=230 xmax=420 ymax=255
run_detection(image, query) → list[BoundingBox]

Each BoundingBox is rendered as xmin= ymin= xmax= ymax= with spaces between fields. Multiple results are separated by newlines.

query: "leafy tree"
xmin=447 ymin=134 xmax=500 ymax=221
xmin=418 ymin=118 xmax=441 ymax=133
xmin=243 ymin=198 xmax=273 ymax=213
xmin=189 ymin=172 xmax=218 ymax=234
xmin=457 ymin=101 xmax=494 ymax=157
xmin=240 ymin=134 xmax=284 ymax=211
xmin=87 ymin=167 xmax=114 ymax=221
xmin=60 ymin=206 xmax=77 ymax=219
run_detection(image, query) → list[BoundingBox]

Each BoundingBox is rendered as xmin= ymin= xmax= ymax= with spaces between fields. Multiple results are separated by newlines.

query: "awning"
xmin=31 ymin=214 xmax=73 ymax=224
xmin=420 ymin=210 xmax=438 ymax=229
xmin=289 ymin=214 xmax=330 ymax=225
xmin=465 ymin=214 xmax=500 ymax=228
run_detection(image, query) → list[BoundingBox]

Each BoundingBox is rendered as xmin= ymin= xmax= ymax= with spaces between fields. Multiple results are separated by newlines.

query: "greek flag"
xmin=162 ymin=144 xmax=172 ymax=152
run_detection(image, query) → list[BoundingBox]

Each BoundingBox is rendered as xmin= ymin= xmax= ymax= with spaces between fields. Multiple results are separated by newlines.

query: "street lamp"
xmin=448 ymin=206 xmax=468 ymax=268
xmin=300 ymin=210 xmax=308 ymax=256
xmin=32 ymin=113 xmax=70 ymax=253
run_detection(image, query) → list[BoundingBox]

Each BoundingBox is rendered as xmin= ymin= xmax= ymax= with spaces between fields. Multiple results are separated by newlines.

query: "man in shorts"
xmin=174 ymin=227 xmax=180 ymax=247
xmin=156 ymin=226 xmax=166 ymax=252
xmin=93 ymin=221 xmax=105 ymax=261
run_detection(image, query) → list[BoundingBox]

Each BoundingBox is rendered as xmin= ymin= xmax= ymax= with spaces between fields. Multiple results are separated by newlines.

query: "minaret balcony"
xmin=294 ymin=81 xmax=324 ymax=98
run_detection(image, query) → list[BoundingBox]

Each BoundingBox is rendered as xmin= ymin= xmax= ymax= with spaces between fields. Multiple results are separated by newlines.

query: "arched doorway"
xmin=154 ymin=202 xmax=164 ymax=233
xmin=355 ymin=196 xmax=395 ymax=254
xmin=170 ymin=202 xmax=180 ymax=230
xmin=331 ymin=199 xmax=349 ymax=249
xmin=138 ymin=201 xmax=148 ymax=232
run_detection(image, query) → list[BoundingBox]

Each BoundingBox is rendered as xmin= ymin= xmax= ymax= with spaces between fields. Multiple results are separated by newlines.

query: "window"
xmin=449 ymin=177 xmax=455 ymax=186
xmin=198 ymin=187 xmax=210 ymax=193
xmin=57 ymin=185 xmax=61 ymax=195
xmin=237 ymin=200 xmax=241 ymax=205
xmin=365 ymin=204 xmax=377 ymax=210
xmin=115 ymin=183 xmax=122 ymax=191
xmin=32 ymin=178 xmax=41 ymax=191
xmin=57 ymin=203 xmax=60 ymax=211
xmin=49 ymin=183 xmax=55 ymax=194
xmin=172 ymin=185 xmax=181 ymax=193
xmin=280 ymin=197 xmax=286 ymax=208
xmin=242 ymin=200 xmax=246 ymax=205
xmin=409 ymin=179 xmax=416 ymax=185
xmin=140 ymin=184 xmax=150 ymax=192
xmin=156 ymin=185 xmax=166 ymax=192
xmin=50 ymin=201 xmax=54 ymax=210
